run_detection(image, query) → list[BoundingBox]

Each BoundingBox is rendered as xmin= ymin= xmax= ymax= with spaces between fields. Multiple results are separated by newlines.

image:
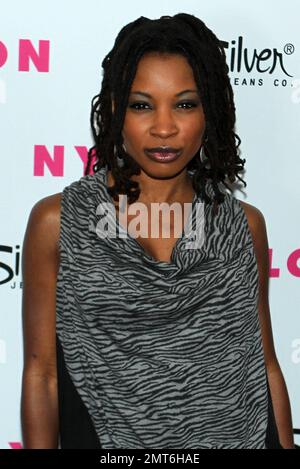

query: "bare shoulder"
xmin=237 ymin=199 xmax=270 ymax=297
xmin=238 ymin=199 xmax=265 ymax=227
xmin=30 ymin=192 xmax=62 ymax=221
xmin=237 ymin=199 xmax=267 ymax=244
xmin=24 ymin=192 xmax=62 ymax=257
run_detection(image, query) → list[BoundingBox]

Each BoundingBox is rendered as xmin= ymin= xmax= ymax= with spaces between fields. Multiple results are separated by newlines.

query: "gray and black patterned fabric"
xmin=56 ymin=165 xmax=270 ymax=449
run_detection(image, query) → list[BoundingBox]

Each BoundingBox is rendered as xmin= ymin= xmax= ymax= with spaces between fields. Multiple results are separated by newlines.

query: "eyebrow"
xmin=129 ymin=89 xmax=199 ymax=98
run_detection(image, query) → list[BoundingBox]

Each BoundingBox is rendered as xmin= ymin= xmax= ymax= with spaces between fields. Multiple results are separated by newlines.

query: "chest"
xmin=116 ymin=203 xmax=192 ymax=263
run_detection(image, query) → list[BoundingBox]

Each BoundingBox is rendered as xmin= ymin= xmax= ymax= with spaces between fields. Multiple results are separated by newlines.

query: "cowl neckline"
xmin=88 ymin=165 xmax=216 ymax=275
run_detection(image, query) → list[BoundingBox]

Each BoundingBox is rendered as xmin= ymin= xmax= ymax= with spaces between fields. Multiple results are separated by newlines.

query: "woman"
xmin=21 ymin=13 xmax=295 ymax=449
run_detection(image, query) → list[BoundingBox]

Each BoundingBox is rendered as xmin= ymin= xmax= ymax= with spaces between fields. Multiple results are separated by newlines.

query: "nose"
xmin=149 ymin=107 xmax=179 ymax=138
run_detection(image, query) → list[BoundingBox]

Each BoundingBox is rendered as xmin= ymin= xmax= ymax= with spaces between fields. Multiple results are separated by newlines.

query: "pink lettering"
xmin=8 ymin=442 xmax=23 ymax=449
xmin=34 ymin=145 xmax=64 ymax=176
xmin=74 ymin=146 xmax=97 ymax=175
xmin=0 ymin=41 xmax=8 ymax=68
xmin=74 ymin=146 xmax=88 ymax=166
xmin=19 ymin=39 xmax=50 ymax=72
xmin=269 ymin=248 xmax=280 ymax=278
xmin=287 ymin=249 xmax=300 ymax=277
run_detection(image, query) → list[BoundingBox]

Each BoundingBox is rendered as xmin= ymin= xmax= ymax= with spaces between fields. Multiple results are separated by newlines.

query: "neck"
xmin=108 ymin=168 xmax=195 ymax=205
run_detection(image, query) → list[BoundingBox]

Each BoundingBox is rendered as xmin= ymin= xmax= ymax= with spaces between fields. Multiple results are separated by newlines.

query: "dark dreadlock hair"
xmin=84 ymin=13 xmax=246 ymax=214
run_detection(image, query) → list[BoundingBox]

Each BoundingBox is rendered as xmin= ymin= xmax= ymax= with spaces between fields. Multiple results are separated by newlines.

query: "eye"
xmin=177 ymin=101 xmax=199 ymax=109
xmin=128 ymin=101 xmax=200 ymax=111
xmin=128 ymin=101 xmax=150 ymax=111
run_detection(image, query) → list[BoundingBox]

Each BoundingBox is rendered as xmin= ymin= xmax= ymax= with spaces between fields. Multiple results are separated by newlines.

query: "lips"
xmin=144 ymin=148 xmax=182 ymax=163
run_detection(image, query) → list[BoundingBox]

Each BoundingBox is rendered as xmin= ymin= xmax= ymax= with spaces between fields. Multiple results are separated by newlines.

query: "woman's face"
xmin=114 ymin=52 xmax=206 ymax=181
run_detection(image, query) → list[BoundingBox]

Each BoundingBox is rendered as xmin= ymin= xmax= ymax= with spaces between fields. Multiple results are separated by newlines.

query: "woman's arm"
xmin=239 ymin=200 xmax=295 ymax=449
xmin=21 ymin=193 xmax=61 ymax=448
xmin=266 ymin=361 xmax=294 ymax=448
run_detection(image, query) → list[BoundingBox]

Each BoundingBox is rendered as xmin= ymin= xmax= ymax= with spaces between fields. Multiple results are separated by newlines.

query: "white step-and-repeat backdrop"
xmin=0 ymin=0 xmax=299 ymax=448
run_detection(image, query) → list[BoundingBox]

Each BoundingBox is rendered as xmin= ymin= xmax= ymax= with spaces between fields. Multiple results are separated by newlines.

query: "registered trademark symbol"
xmin=284 ymin=43 xmax=295 ymax=55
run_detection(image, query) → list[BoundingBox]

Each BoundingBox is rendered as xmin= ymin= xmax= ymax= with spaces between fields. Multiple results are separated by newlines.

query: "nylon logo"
xmin=0 ymin=39 xmax=50 ymax=72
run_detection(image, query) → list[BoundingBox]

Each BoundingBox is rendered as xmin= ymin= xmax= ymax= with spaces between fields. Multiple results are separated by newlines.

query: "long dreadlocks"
xmin=84 ymin=13 xmax=246 ymax=214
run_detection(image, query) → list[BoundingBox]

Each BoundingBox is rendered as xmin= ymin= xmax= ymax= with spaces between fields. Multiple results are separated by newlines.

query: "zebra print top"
xmin=56 ymin=165 xmax=271 ymax=449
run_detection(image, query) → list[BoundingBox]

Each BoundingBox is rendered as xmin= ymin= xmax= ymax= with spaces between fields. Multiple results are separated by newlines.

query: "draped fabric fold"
xmin=56 ymin=165 xmax=269 ymax=448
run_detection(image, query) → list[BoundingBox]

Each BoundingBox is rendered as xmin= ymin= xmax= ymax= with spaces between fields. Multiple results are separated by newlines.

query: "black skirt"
xmin=56 ymin=335 xmax=283 ymax=449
